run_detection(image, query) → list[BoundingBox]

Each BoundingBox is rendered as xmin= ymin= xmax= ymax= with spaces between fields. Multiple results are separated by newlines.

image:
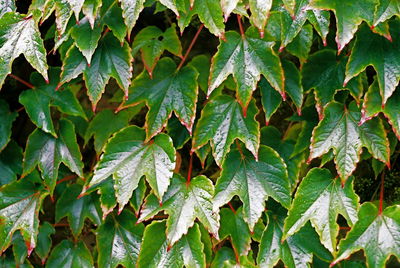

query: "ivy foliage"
xmin=1 ymin=0 xmax=400 ymax=267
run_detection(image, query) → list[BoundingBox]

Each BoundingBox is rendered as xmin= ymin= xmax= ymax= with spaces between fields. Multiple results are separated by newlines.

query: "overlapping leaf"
xmin=120 ymin=0 xmax=145 ymax=39
xmin=87 ymin=126 xmax=175 ymax=209
xmin=0 ymin=99 xmax=17 ymax=151
xmin=139 ymin=174 xmax=219 ymax=246
xmin=192 ymin=95 xmax=259 ymax=166
xmin=309 ymin=102 xmax=389 ymax=180
xmin=213 ymin=145 xmax=290 ymax=230
xmin=46 ymin=240 xmax=93 ymax=268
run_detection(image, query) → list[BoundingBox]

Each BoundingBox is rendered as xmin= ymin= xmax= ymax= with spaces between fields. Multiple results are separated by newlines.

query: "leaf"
xmin=260 ymin=77 xmax=281 ymax=125
xmin=0 ymin=179 xmax=48 ymax=253
xmin=210 ymin=247 xmax=256 ymax=268
xmin=87 ymin=126 xmax=175 ymax=208
xmin=0 ymin=141 xmax=22 ymax=185
xmin=345 ymin=22 xmax=400 ymax=105
xmin=307 ymin=9 xmax=330 ymax=45
xmin=286 ymin=24 xmax=313 ymax=62
xmin=55 ymin=183 xmax=102 ymax=237
xmin=119 ymin=0 xmax=145 ymax=39
xmin=282 ymin=168 xmax=359 ymax=253
xmin=192 ymin=95 xmax=260 ymax=166
xmin=0 ymin=12 xmax=48 ymax=88
xmin=0 ymin=0 xmax=16 ymax=18
xmin=70 ymin=17 xmax=102 ymax=64
xmin=249 ymin=0 xmax=272 ymax=35
xmin=82 ymin=0 xmax=102 ymax=28
xmin=139 ymin=174 xmax=219 ymax=246
xmin=0 ymin=99 xmax=17 ymax=151
xmin=258 ymin=208 xmax=332 ymax=268
xmin=120 ymin=57 xmax=198 ymax=140
xmin=97 ymin=210 xmax=144 ymax=268
xmin=46 ymin=240 xmax=93 ymax=268
xmin=213 ymin=145 xmax=290 ymax=230
xmin=101 ymin=0 xmax=127 ymax=42
xmin=61 ymin=34 xmax=133 ymax=109
xmin=373 ymin=0 xmax=400 ymax=26
xmin=188 ymin=54 xmax=210 ymax=94
xmin=333 ymin=203 xmax=400 ymax=267
xmin=193 ymin=0 xmax=225 ymax=37
xmin=23 ymin=119 xmax=84 ymax=192
xmin=35 ymin=222 xmax=55 ymax=264
xmin=84 ymin=107 xmax=143 ymax=154
xmin=67 ymin=0 xmax=84 ymax=21
xmin=132 ymin=25 xmax=182 ymax=75
xmin=282 ymin=60 xmax=303 ymax=113
xmin=208 ymin=29 xmax=284 ymax=110
xmin=221 ymin=0 xmax=240 ymax=21
xmin=137 ymin=221 xmax=206 ymax=268
xmin=309 ymin=101 xmax=390 ymax=180
xmin=19 ymin=68 xmax=86 ymax=137
xmin=310 ymin=0 xmax=379 ymax=52
xmin=219 ymin=207 xmax=251 ymax=257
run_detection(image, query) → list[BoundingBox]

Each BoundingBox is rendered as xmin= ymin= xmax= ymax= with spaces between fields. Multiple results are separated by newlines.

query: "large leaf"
xmin=55 ymin=183 xmax=102 ymax=237
xmin=60 ymin=34 xmax=133 ymax=110
xmin=208 ymin=29 xmax=284 ymax=110
xmin=19 ymin=69 xmax=86 ymax=137
xmin=23 ymin=119 xmax=84 ymax=192
xmin=333 ymin=203 xmax=400 ymax=267
xmin=345 ymin=22 xmax=400 ymax=105
xmin=192 ymin=95 xmax=260 ymax=166
xmin=213 ymin=145 xmax=290 ymax=230
xmin=282 ymin=168 xmax=359 ymax=253
xmin=87 ymin=126 xmax=175 ymax=209
xmin=0 ymin=99 xmax=17 ymax=151
xmin=139 ymin=175 xmax=219 ymax=246
xmin=0 ymin=12 xmax=48 ymax=88
xmin=309 ymin=101 xmax=389 ymax=180
xmin=46 ymin=240 xmax=93 ymax=268
xmin=0 ymin=179 xmax=48 ymax=254
xmin=137 ymin=221 xmax=206 ymax=268
xmin=120 ymin=57 xmax=198 ymax=140
xmin=97 ymin=211 xmax=144 ymax=268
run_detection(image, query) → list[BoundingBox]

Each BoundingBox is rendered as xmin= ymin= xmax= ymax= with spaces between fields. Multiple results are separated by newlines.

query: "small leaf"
xmin=0 ymin=12 xmax=48 ymax=88
xmin=307 ymin=9 xmax=330 ymax=45
xmin=97 ymin=210 xmax=144 ymax=267
xmin=55 ymin=184 xmax=102 ymax=237
xmin=333 ymin=203 xmax=400 ymax=268
xmin=188 ymin=54 xmax=210 ymax=94
xmin=213 ymin=145 xmax=290 ymax=230
xmin=249 ymin=0 xmax=272 ymax=35
xmin=23 ymin=119 xmax=84 ymax=192
xmin=192 ymin=95 xmax=260 ymax=166
xmin=0 ymin=141 xmax=22 ymax=185
xmin=82 ymin=0 xmax=101 ymax=27
xmin=137 ymin=221 xmax=206 ymax=268
xmin=221 ymin=0 xmax=240 ymax=21
xmin=0 ymin=99 xmax=17 ymax=151
xmin=119 ymin=0 xmax=145 ymax=38
xmin=309 ymin=101 xmax=390 ymax=180
xmin=88 ymin=126 xmax=175 ymax=208
xmin=139 ymin=175 xmax=219 ymax=246
xmin=46 ymin=240 xmax=93 ymax=268
xmin=286 ymin=24 xmax=313 ymax=62
xmin=208 ymin=29 xmax=284 ymax=110
xmin=283 ymin=168 xmax=359 ymax=253
xmin=35 ymin=222 xmax=55 ymax=264
xmin=101 ymin=0 xmax=127 ymax=42
xmin=260 ymin=77 xmax=282 ymax=124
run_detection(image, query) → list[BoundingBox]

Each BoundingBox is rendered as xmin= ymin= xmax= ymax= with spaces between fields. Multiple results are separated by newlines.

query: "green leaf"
xmin=0 ymin=0 xmax=16 ymax=18
xmin=283 ymin=168 xmax=359 ymax=253
xmin=88 ymin=126 xmax=175 ymax=208
xmin=137 ymin=220 xmax=206 ymax=268
xmin=282 ymin=60 xmax=303 ymax=113
xmin=210 ymin=247 xmax=256 ymax=268
xmin=213 ymin=145 xmax=290 ymax=230
xmin=35 ymin=222 xmax=55 ymax=264
xmin=260 ymin=77 xmax=281 ymax=125
xmin=139 ymin=175 xmax=219 ymax=246
xmin=333 ymin=203 xmax=400 ymax=267
xmin=101 ymin=0 xmax=127 ymax=42
xmin=219 ymin=207 xmax=251 ymax=256
xmin=132 ymin=25 xmax=182 ymax=75
xmin=0 ymin=141 xmax=22 ymax=185
xmin=12 ymin=232 xmax=29 ymax=266
xmin=67 ymin=0 xmax=85 ymax=21
xmin=23 ymin=119 xmax=84 ymax=192
xmin=221 ymin=0 xmax=240 ymax=21
xmin=0 ymin=12 xmax=48 ymax=88
xmin=19 ymin=68 xmax=86 ymax=137
xmin=311 ymin=0 xmax=379 ymax=52
xmin=193 ymin=0 xmax=225 ymax=37
xmin=0 ymin=99 xmax=17 ymax=151
xmin=97 ymin=210 xmax=144 ymax=268
xmin=0 ymin=179 xmax=48 ymax=253
xmin=70 ymin=17 xmax=102 ymax=64
xmin=82 ymin=0 xmax=102 ymax=27
xmin=55 ymin=183 xmax=102 ymax=237
xmin=61 ymin=34 xmax=133 ymax=110
xmin=286 ymin=24 xmax=313 ymax=62
xmin=345 ymin=22 xmax=400 ymax=105
xmin=373 ymin=0 xmax=400 ymax=26
xmin=249 ymin=0 xmax=272 ymax=35
xmin=258 ymin=209 xmax=332 ymax=268
xmin=208 ymin=29 xmax=284 ymax=110
xmin=46 ymin=240 xmax=93 ymax=268
xmin=119 ymin=0 xmax=145 ymax=39
xmin=307 ymin=9 xmax=330 ymax=45
xmin=167 ymin=116 xmax=190 ymax=149
xmin=84 ymin=107 xmax=142 ymax=154
xmin=309 ymin=101 xmax=390 ymax=180
xmin=192 ymin=95 xmax=260 ymax=166
xmin=188 ymin=54 xmax=210 ymax=94
xmin=121 ymin=57 xmax=198 ymax=140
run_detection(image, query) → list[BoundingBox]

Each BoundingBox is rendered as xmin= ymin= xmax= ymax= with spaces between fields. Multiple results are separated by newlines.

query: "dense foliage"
xmin=1 ymin=0 xmax=400 ymax=267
